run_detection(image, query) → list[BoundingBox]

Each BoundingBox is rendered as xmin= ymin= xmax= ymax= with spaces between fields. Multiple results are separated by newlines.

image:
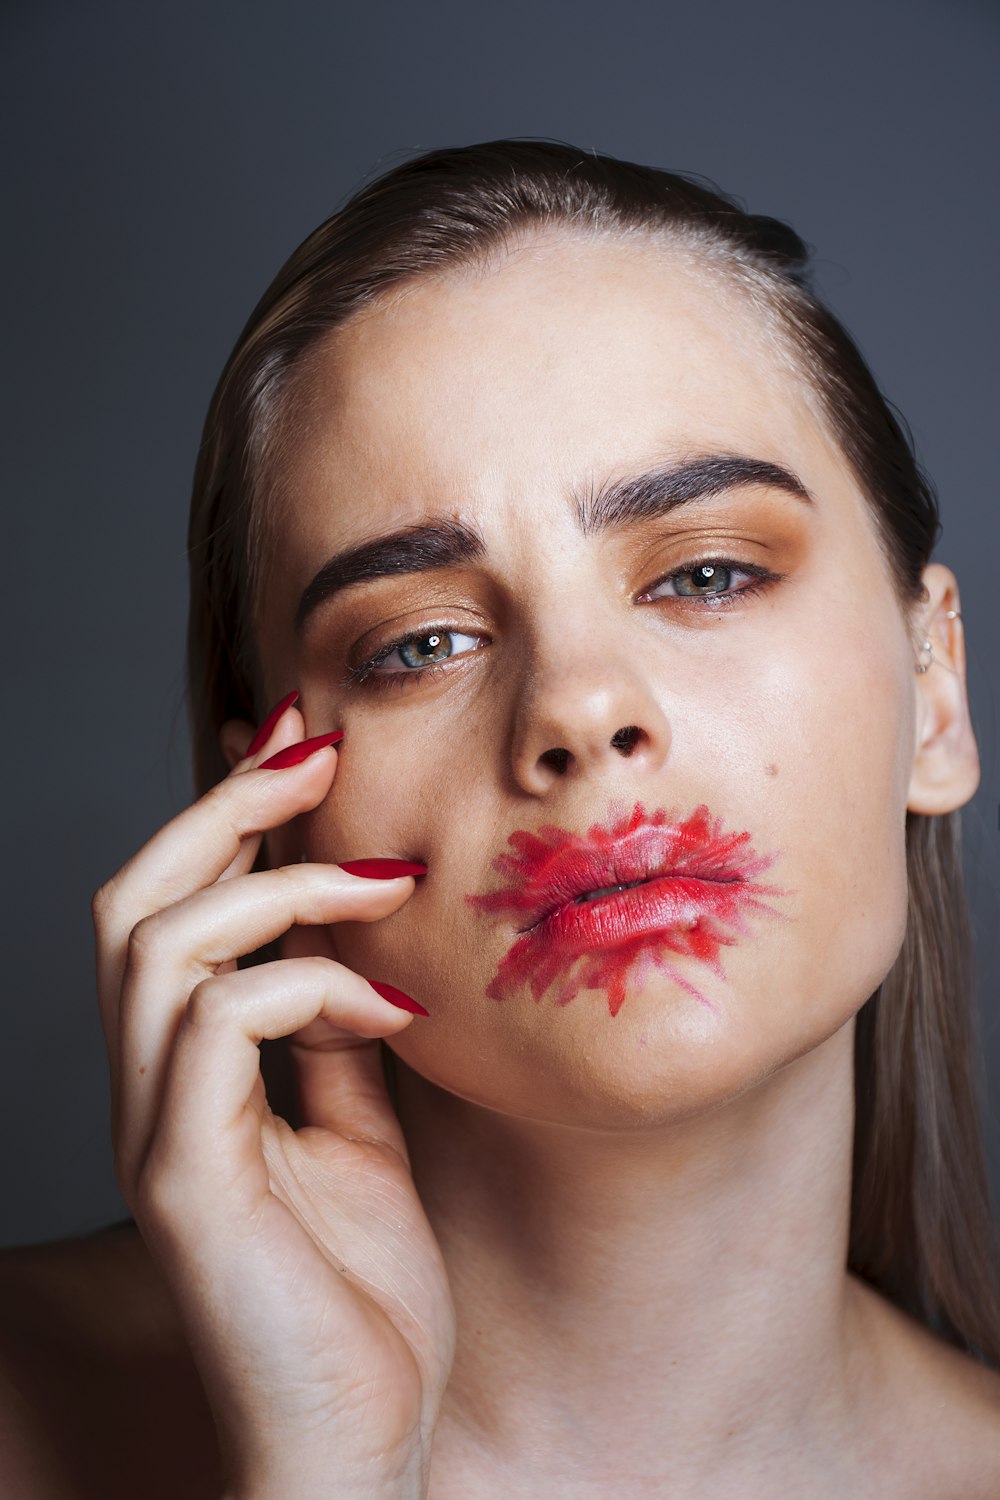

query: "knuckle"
xmin=185 ymin=973 xmax=229 ymax=1029
xmin=205 ymin=772 xmax=298 ymax=863
xmin=288 ymin=952 xmax=339 ymax=991
xmin=202 ymin=773 xmax=237 ymax=810
xmin=271 ymin=862 xmax=325 ymax=906
xmin=126 ymin=913 xmax=168 ymax=966
xmin=91 ymin=877 xmax=120 ymax=928
xmin=301 ymin=952 xmax=336 ymax=976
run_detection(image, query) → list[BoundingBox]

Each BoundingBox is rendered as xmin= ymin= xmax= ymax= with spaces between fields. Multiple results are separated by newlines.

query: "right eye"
xmin=378 ymin=628 xmax=484 ymax=672
xmin=344 ymin=628 xmax=488 ymax=687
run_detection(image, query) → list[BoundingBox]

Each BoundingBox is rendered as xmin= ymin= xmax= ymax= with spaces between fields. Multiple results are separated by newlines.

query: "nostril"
xmin=610 ymin=725 xmax=641 ymax=756
xmin=540 ymin=746 xmax=571 ymax=774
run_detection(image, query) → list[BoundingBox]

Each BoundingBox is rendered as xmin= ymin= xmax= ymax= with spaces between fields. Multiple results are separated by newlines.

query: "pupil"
xmin=685 ymin=564 xmax=728 ymax=595
xmin=400 ymin=631 xmax=451 ymax=668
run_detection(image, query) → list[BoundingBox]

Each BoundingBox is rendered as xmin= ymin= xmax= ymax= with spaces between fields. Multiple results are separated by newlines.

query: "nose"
xmin=507 ymin=628 xmax=673 ymax=795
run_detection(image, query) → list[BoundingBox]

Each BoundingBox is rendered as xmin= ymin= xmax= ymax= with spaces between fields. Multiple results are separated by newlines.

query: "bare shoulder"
xmin=0 ymin=1220 xmax=223 ymax=1500
xmin=850 ymin=1274 xmax=1000 ymax=1500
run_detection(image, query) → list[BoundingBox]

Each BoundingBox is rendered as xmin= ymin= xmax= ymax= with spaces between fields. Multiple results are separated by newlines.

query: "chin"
xmin=386 ymin=974 xmax=797 ymax=1134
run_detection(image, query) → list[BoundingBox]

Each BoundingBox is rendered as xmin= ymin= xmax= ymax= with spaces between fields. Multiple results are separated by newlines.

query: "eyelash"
xmin=341 ymin=556 xmax=783 ymax=693
xmin=636 ymin=557 xmax=780 ymax=608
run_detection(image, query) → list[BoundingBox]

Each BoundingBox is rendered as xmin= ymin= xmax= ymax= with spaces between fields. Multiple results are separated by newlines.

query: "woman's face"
xmin=250 ymin=234 xmax=928 ymax=1128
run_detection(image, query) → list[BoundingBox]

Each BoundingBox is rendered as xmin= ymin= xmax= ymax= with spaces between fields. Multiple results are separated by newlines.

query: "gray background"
xmin=2 ymin=0 xmax=997 ymax=1248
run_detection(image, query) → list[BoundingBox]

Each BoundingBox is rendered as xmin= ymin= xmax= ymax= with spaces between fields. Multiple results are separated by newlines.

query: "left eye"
xmin=349 ymin=628 xmax=485 ymax=683
xmin=638 ymin=558 xmax=777 ymax=605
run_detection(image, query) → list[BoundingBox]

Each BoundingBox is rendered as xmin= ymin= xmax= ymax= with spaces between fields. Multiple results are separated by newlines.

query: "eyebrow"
xmin=294 ymin=452 xmax=813 ymax=635
xmin=295 ymin=516 xmax=487 ymax=636
xmin=579 ymin=453 xmax=812 ymax=531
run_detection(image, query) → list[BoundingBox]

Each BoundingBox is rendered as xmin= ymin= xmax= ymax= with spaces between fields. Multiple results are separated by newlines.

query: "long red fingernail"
xmin=367 ymin=980 xmax=429 ymax=1016
xmin=259 ymin=731 xmax=344 ymax=769
xmin=246 ymin=690 xmax=300 ymax=757
xmin=339 ymin=859 xmax=428 ymax=879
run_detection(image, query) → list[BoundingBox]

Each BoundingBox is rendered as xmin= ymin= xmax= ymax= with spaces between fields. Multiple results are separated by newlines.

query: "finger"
xmin=116 ymin=865 xmax=419 ymax=1182
xmin=215 ymin=699 xmax=306 ymax=884
xmin=278 ymin=924 xmax=409 ymax=1152
xmin=137 ymin=957 xmax=422 ymax=1207
xmin=93 ymin=729 xmax=342 ymax=1042
xmin=93 ymin=691 xmax=303 ymax=1151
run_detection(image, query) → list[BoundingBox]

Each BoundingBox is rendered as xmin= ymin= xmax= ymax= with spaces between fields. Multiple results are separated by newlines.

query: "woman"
xmin=2 ymin=139 xmax=999 ymax=1498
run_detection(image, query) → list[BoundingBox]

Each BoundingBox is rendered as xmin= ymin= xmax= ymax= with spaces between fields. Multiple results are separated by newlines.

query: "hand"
xmin=91 ymin=697 xmax=455 ymax=1499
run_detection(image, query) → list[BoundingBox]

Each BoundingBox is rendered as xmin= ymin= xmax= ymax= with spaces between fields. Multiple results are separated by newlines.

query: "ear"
xmin=219 ymin=718 xmax=258 ymax=770
xmin=906 ymin=562 xmax=981 ymax=815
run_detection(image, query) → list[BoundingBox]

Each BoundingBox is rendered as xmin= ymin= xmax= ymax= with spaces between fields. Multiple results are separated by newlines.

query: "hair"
xmin=185 ymin=138 xmax=1000 ymax=1369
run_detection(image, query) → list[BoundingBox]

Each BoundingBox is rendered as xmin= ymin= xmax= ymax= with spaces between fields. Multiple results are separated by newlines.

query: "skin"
xmin=7 ymin=231 xmax=987 ymax=1499
xmin=248 ymin=233 xmax=975 ymax=1130
xmin=211 ymin=234 xmax=990 ymax=1494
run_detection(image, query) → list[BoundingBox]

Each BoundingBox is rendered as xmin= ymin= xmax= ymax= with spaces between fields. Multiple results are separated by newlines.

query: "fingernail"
xmin=246 ymin=690 xmax=300 ymax=757
xmin=259 ymin=731 xmax=344 ymax=769
xmin=339 ymin=859 xmax=428 ymax=880
xmin=367 ymin=980 xmax=429 ymax=1016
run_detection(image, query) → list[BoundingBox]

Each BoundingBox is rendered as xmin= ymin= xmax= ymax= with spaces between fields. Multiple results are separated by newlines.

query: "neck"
xmin=394 ymin=1019 xmax=875 ymax=1492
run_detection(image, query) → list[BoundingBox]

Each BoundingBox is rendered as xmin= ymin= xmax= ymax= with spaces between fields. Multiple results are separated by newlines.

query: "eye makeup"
xmin=632 ymin=552 xmax=783 ymax=608
xmin=342 ymin=626 xmax=489 ymax=688
xmin=339 ymin=552 xmax=786 ymax=693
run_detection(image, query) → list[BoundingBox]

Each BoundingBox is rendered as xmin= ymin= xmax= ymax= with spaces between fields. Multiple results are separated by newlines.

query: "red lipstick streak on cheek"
xmin=465 ymin=803 xmax=792 ymax=1018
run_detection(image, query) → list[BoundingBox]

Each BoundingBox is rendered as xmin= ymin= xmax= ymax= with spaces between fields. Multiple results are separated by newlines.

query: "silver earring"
xmin=916 ymin=609 xmax=961 ymax=673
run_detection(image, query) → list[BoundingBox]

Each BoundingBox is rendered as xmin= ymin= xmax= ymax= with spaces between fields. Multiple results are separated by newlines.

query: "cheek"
xmin=752 ymin=626 xmax=914 ymax=1048
xmin=300 ymin=720 xmax=447 ymax=863
xmin=295 ymin=721 xmax=482 ymax=983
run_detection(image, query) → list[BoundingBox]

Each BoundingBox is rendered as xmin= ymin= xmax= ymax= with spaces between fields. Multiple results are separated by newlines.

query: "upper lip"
xmin=469 ymin=803 xmax=753 ymax=935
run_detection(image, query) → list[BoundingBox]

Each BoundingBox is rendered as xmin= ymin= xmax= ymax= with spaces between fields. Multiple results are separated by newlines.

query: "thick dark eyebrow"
xmin=294 ymin=453 xmax=812 ymax=635
xmin=575 ymin=453 xmax=812 ymax=532
xmin=295 ymin=517 xmax=487 ymax=635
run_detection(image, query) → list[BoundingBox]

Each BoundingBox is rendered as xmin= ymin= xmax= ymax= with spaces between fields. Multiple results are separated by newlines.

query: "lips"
xmin=465 ymin=802 xmax=790 ymax=1016
xmin=576 ymin=877 xmax=648 ymax=903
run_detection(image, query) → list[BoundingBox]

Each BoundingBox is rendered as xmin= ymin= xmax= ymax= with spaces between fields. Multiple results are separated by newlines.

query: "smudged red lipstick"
xmin=465 ymin=802 xmax=791 ymax=1017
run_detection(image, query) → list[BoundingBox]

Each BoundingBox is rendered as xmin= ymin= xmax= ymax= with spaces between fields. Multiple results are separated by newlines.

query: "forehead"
xmin=264 ymin=233 xmax=860 ymax=577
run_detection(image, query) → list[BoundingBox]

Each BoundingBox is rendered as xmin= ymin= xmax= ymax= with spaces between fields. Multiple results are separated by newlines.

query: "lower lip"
xmin=536 ymin=872 xmax=746 ymax=948
xmin=483 ymin=870 xmax=757 ymax=1018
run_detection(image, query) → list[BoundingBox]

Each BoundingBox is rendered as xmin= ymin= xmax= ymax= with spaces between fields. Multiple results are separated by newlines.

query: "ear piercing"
xmin=915 ymin=609 xmax=961 ymax=674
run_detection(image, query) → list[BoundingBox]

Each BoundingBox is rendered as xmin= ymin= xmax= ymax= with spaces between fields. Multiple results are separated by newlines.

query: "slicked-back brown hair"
xmin=186 ymin=139 xmax=1000 ymax=1370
